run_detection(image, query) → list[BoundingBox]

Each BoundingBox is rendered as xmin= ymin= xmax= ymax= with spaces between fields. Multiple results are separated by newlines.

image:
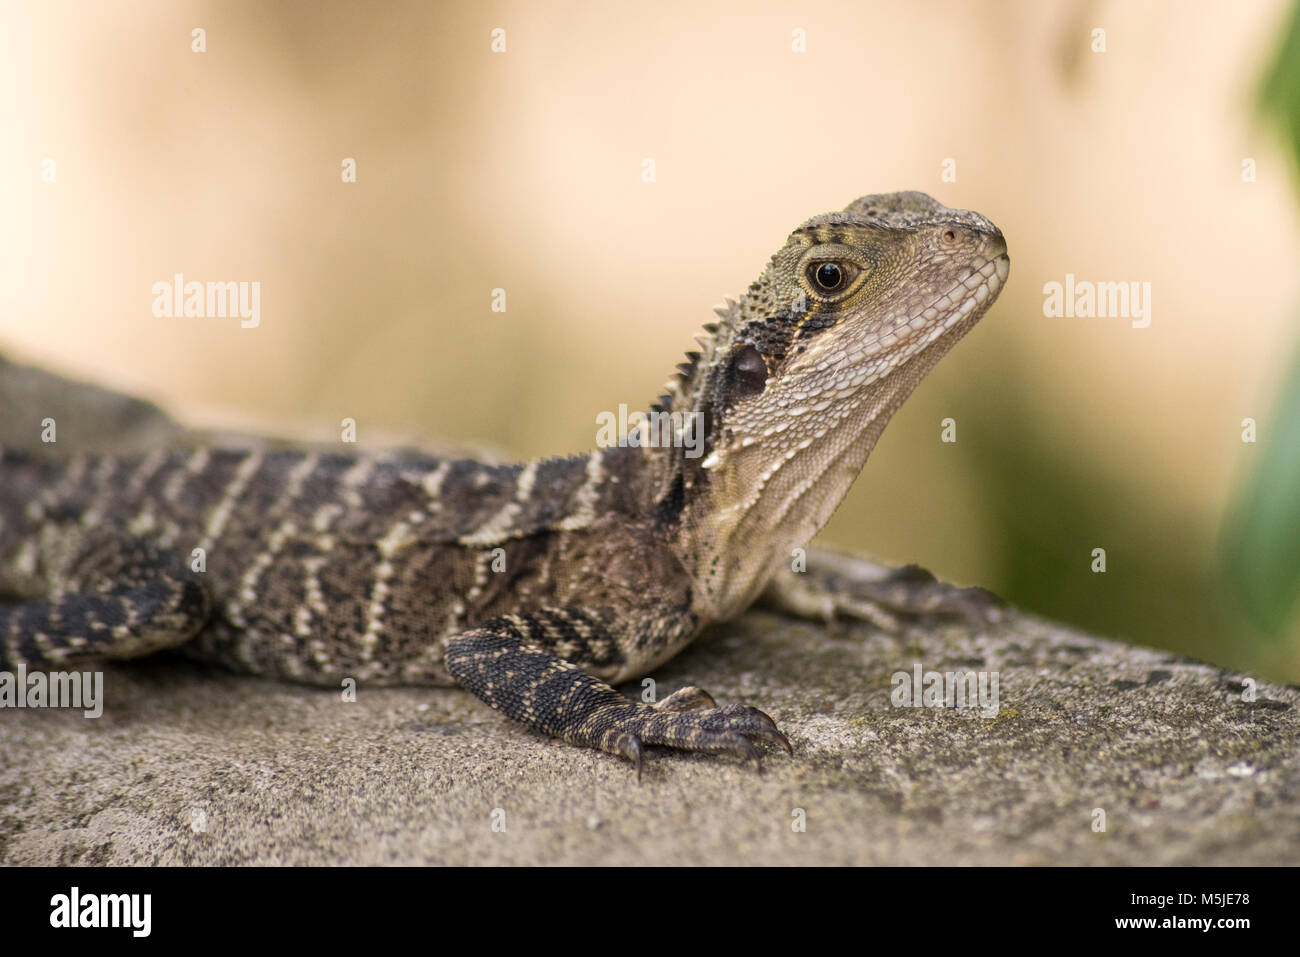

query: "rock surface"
xmin=2 ymin=609 xmax=1297 ymax=865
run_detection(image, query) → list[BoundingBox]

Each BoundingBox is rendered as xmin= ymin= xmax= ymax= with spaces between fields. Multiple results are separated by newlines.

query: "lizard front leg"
xmin=759 ymin=546 xmax=1006 ymax=633
xmin=444 ymin=607 xmax=790 ymax=778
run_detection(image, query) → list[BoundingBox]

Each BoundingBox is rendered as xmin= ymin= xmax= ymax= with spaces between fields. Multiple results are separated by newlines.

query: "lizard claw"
xmin=758 ymin=725 xmax=794 ymax=756
xmin=607 ymin=730 xmax=645 ymax=783
xmin=714 ymin=732 xmax=763 ymax=772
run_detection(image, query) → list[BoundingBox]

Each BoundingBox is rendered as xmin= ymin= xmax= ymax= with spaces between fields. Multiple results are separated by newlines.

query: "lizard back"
xmin=0 ymin=445 xmax=680 ymax=686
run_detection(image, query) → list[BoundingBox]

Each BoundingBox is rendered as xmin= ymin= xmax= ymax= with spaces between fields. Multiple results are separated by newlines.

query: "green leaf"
xmin=1221 ymin=339 xmax=1300 ymax=637
xmin=1260 ymin=2 xmax=1300 ymax=179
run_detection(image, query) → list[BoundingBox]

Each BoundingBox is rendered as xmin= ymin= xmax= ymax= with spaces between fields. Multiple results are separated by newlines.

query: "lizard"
xmin=0 ymin=191 xmax=1009 ymax=776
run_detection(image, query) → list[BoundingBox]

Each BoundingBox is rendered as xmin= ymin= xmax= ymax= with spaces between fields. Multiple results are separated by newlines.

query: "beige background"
xmin=2 ymin=0 xmax=1297 ymax=679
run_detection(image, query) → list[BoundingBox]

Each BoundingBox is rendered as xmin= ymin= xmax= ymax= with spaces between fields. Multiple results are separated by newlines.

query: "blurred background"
xmin=2 ymin=1 xmax=1298 ymax=680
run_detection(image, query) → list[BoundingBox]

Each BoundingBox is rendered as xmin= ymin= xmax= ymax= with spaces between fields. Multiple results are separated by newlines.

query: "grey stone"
xmin=2 ymin=608 xmax=1297 ymax=865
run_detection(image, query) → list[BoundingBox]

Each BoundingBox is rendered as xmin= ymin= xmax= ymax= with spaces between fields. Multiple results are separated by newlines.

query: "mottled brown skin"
xmin=0 ymin=192 xmax=1009 ymax=775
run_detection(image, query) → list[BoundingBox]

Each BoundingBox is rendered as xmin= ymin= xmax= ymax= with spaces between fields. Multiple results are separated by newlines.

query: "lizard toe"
xmin=701 ymin=703 xmax=793 ymax=755
xmin=653 ymin=685 xmax=718 ymax=712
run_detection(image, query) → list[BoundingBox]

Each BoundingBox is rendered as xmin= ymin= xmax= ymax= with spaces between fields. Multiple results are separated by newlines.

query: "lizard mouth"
xmin=911 ymin=252 xmax=1009 ymax=346
xmin=854 ymin=251 xmax=1009 ymax=367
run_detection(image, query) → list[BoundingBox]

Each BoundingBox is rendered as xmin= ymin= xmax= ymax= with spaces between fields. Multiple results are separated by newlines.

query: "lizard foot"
xmin=761 ymin=550 xmax=1007 ymax=634
xmin=834 ymin=563 xmax=1006 ymax=630
xmin=600 ymin=700 xmax=792 ymax=781
xmin=445 ymin=611 xmax=791 ymax=779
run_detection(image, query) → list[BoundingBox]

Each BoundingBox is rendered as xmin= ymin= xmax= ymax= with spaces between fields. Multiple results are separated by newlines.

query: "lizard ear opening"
xmin=724 ymin=344 xmax=768 ymax=401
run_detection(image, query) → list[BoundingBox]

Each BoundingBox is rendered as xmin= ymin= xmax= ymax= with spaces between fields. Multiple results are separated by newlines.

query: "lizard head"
xmin=648 ymin=191 xmax=1009 ymax=618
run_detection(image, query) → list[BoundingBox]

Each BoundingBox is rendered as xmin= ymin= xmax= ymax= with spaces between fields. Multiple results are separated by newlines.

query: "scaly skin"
xmin=0 ymin=191 xmax=1009 ymax=776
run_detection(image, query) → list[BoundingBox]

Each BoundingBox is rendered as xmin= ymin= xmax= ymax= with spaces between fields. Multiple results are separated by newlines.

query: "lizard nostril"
xmin=984 ymin=227 xmax=1008 ymax=259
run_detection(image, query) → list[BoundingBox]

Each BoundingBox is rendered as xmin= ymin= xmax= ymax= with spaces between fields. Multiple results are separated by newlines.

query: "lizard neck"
xmin=641 ymin=360 xmax=923 ymax=621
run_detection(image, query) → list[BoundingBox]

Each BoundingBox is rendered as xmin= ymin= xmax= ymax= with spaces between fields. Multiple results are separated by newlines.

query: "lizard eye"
xmin=805 ymin=260 xmax=860 ymax=295
xmin=813 ymin=263 xmax=843 ymax=290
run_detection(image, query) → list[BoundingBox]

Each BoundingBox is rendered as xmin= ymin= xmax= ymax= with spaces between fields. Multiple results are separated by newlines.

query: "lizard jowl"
xmin=0 ymin=192 xmax=1009 ymax=775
